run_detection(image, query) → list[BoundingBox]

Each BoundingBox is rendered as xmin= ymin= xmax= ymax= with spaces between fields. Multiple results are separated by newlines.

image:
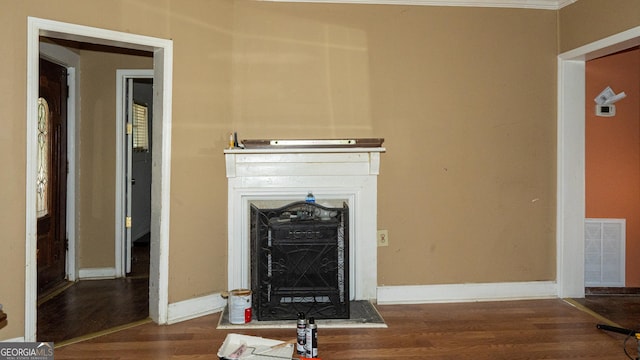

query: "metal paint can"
xmin=228 ymin=289 xmax=252 ymax=324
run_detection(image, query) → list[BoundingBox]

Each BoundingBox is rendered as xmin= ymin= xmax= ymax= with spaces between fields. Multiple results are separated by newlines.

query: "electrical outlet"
xmin=377 ymin=230 xmax=389 ymax=247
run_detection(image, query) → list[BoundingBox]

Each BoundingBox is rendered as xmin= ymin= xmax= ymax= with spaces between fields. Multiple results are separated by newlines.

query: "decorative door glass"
xmin=37 ymin=97 xmax=50 ymax=218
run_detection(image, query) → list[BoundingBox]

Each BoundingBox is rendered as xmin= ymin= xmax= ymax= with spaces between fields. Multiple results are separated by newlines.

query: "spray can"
xmin=296 ymin=312 xmax=306 ymax=355
xmin=305 ymin=317 xmax=318 ymax=358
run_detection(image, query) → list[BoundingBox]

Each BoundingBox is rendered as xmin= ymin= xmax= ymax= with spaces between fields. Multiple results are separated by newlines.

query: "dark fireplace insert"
xmin=250 ymin=201 xmax=349 ymax=320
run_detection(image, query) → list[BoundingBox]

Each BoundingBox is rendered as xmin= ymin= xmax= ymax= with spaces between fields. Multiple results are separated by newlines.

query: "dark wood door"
xmin=37 ymin=58 xmax=68 ymax=295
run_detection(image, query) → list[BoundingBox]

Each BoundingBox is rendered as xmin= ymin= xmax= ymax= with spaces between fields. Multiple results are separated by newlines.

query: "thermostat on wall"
xmin=596 ymin=104 xmax=616 ymax=117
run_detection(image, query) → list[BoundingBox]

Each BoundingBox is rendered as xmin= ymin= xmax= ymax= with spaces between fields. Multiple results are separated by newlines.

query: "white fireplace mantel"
xmin=225 ymin=146 xmax=385 ymax=300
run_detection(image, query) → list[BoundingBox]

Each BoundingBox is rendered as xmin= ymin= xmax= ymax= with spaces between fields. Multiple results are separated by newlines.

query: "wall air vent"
xmin=585 ymin=218 xmax=625 ymax=287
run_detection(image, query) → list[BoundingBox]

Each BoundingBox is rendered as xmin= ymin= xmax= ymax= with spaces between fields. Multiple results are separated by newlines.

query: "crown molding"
xmin=260 ymin=0 xmax=579 ymax=10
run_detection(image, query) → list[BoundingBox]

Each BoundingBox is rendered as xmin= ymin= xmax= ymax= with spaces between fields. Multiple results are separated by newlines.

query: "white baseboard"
xmin=1 ymin=337 xmax=25 ymax=342
xmin=78 ymin=267 xmax=116 ymax=280
xmin=377 ymin=281 xmax=558 ymax=305
xmin=167 ymin=292 xmax=227 ymax=325
xmin=137 ymin=282 xmax=557 ymax=325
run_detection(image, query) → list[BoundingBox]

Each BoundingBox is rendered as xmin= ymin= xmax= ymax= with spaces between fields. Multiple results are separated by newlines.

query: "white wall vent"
xmin=584 ymin=218 xmax=626 ymax=287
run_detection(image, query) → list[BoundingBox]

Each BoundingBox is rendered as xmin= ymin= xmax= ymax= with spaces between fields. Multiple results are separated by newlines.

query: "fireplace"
xmin=250 ymin=201 xmax=349 ymax=320
xmin=225 ymin=139 xmax=384 ymax=302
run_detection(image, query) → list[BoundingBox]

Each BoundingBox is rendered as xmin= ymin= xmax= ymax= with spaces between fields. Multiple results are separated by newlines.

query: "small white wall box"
xmin=596 ymin=104 xmax=616 ymax=117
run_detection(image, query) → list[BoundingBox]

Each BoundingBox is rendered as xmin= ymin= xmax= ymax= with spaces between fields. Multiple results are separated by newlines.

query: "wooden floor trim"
xmin=563 ymin=298 xmax=621 ymax=327
xmin=54 ymin=318 xmax=152 ymax=349
xmin=37 ymin=281 xmax=74 ymax=307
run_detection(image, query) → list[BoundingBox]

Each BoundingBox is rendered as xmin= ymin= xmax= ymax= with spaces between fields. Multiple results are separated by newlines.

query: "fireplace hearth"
xmin=250 ymin=201 xmax=349 ymax=320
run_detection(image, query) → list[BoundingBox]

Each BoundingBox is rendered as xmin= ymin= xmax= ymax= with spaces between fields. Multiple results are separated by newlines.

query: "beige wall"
xmin=0 ymin=0 xmax=631 ymax=340
xmin=0 ymin=0 xmax=28 ymax=340
xmin=559 ymin=0 xmax=640 ymax=53
xmin=167 ymin=0 xmax=235 ymax=301
xmin=228 ymin=3 xmax=559 ymax=286
xmin=0 ymin=0 xmax=233 ymax=340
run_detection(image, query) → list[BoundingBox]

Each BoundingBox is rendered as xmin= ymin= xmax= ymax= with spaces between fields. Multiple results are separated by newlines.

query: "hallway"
xmin=37 ymin=240 xmax=149 ymax=344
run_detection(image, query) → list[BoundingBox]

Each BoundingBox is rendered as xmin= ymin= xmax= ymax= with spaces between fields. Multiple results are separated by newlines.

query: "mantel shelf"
xmin=224 ymin=147 xmax=385 ymax=155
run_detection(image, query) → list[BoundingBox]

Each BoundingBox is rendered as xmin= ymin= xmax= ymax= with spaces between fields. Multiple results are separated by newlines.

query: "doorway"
xmin=116 ymin=70 xmax=154 ymax=277
xmin=26 ymin=17 xmax=173 ymax=341
xmin=557 ymin=26 xmax=640 ymax=299
xmin=36 ymin=47 xmax=155 ymax=342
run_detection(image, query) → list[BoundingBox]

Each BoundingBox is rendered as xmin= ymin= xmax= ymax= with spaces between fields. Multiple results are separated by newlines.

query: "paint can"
xmin=228 ymin=289 xmax=252 ymax=324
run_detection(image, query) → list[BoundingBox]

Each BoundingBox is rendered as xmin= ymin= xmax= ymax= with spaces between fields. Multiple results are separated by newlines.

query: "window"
xmin=132 ymin=102 xmax=149 ymax=151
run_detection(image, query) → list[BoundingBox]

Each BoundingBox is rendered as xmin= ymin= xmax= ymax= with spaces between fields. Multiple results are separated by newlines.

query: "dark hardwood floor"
xmin=40 ymin=246 xmax=640 ymax=359
xmin=37 ymin=241 xmax=150 ymax=343
xmin=54 ymin=299 xmax=637 ymax=359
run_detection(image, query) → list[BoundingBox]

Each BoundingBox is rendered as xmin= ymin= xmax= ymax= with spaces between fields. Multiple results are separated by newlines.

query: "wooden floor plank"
xmin=54 ymin=299 xmax=634 ymax=359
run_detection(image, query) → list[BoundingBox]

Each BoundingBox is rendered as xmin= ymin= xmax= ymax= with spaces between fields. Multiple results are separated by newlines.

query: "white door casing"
xmin=26 ymin=17 xmax=173 ymax=341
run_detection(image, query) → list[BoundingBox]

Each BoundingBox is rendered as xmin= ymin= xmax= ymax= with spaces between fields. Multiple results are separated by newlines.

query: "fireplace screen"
xmin=250 ymin=201 xmax=349 ymax=320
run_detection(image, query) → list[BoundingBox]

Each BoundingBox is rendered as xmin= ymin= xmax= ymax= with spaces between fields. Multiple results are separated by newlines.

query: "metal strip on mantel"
xmin=241 ymin=138 xmax=384 ymax=149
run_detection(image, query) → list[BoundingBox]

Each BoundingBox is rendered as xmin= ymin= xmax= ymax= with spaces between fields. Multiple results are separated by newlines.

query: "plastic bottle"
xmin=305 ymin=317 xmax=318 ymax=358
xmin=296 ymin=312 xmax=306 ymax=355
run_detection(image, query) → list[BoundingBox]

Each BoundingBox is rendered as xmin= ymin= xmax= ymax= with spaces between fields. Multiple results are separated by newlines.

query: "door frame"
xmin=26 ymin=17 xmax=173 ymax=341
xmin=115 ymin=69 xmax=154 ymax=277
xmin=557 ymin=26 xmax=640 ymax=298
